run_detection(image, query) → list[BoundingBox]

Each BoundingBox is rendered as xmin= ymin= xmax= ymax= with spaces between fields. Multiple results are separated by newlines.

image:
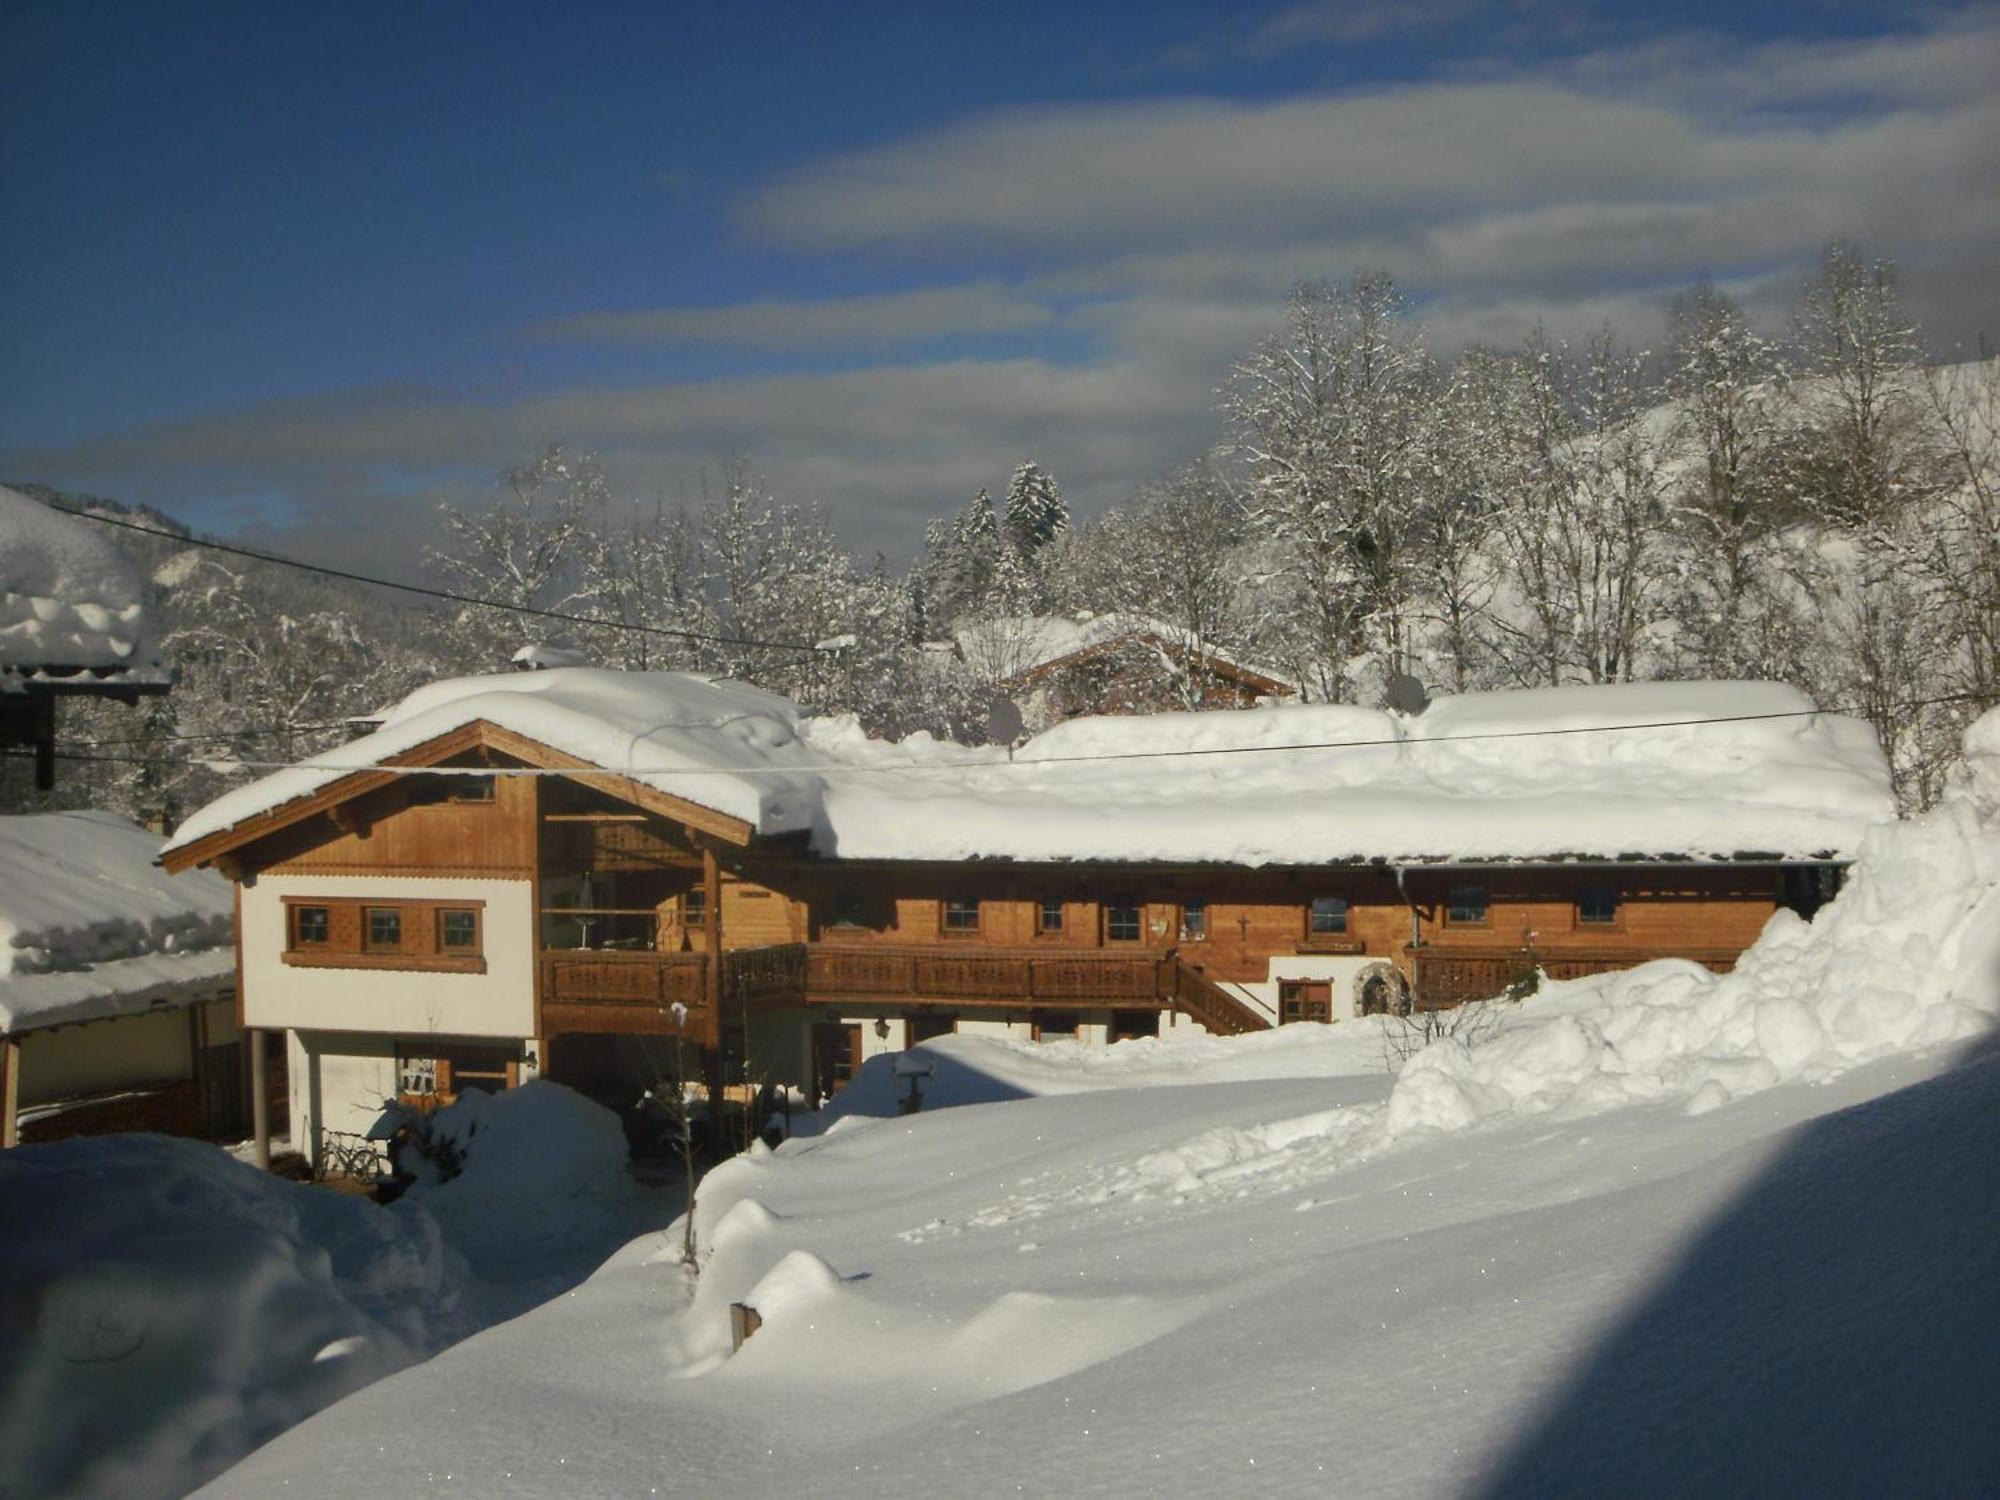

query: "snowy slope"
xmin=0 ymin=484 xmax=167 ymax=687
xmin=166 ymin=670 xmax=1894 ymax=865
xmin=0 ymin=811 xmax=234 ymax=1034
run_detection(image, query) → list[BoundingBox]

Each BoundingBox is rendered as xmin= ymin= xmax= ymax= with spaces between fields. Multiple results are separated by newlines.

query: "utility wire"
xmin=48 ymin=503 xmax=829 ymax=654
xmin=9 ymin=691 xmax=1988 ymax=780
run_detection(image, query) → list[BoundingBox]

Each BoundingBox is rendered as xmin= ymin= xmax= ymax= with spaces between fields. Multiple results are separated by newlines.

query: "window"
xmin=1578 ymin=885 xmax=1620 ymax=925
xmin=1181 ymin=899 xmax=1208 ymax=941
xmin=830 ymin=890 xmax=866 ymax=927
xmin=1105 ymin=900 xmax=1142 ymax=942
xmin=365 ymin=907 xmax=402 ymax=950
xmin=1037 ymin=899 xmax=1065 ymax=935
xmin=406 ymin=771 xmax=494 ymax=806
xmin=1446 ymin=886 xmax=1489 ymax=925
xmin=438 ymin=908 xmax=480 ymax=952
xmin=1309 ymin=895 xmax=1349 ymax=935
xmin=1280 ymin=980 xmax=1332 ymax=1023
xmin=942 ymin=898 xmax=981 ymax=933
xmin=683 ymin=885 xmax=709 ymax=924
xmin=1033 ymin=1010 xmax=1080 ymax=1040
xmin=283 ymin=897 xmax=485 ymax=973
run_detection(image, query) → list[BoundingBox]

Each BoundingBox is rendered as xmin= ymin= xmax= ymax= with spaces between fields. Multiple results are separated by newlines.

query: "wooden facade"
xmin=171 ymin=719 xmax=1830 ymax=1115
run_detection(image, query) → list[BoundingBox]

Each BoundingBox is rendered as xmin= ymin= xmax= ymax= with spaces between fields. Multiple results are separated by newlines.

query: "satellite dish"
xmin=1384 ymin=673 xmax=1431 ymax=717
xmin=984 ymin=695 xmax=1025 ymax=746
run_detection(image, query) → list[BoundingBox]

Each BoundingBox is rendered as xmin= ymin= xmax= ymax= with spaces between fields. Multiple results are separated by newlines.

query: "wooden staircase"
xmin=1163 ymin=956 xmax=1273 ymax=1036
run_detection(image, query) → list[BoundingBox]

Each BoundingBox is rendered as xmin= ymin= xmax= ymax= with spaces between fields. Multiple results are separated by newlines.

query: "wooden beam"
xmin=703 ymin=842 xmax=723 ymax=1024
xmin=1 ymin=1034 xmax=19 ymax=1149
xmin=248 ymin=1027 xmax=270 ymax=1170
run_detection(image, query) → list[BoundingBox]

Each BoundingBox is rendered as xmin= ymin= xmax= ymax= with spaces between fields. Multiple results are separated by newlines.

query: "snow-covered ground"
xmin=0 ymin=1083 xmax=680 ymax=1500
xmin=184 ymin=746 xmax=1998 ymax=1499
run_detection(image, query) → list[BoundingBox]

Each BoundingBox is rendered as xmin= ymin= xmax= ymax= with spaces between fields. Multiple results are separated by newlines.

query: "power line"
xmin=9 ymin=691 xmax=1987 ymax=781
xmin=48 ymin=503 xmax=829 ymax=654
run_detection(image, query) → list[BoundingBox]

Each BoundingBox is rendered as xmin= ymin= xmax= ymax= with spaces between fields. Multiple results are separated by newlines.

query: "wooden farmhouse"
xmin=953 ymin=613 xmax=1297 ymax=732
xmin=159 ymin=669 xmax=1894 ymax=1171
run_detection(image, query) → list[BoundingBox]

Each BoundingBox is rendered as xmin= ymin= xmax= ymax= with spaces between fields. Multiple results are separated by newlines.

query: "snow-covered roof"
xmin=955 ymin=613 xmax=1296 ymax=693
xmin=0 ymin=485 xmax=171 ymax=693
xmin=167 ymin=670 xmax=1895 ymax=869
xmin=167 ymin=671 xmax=831 ymax=852
xmin=1 ymin=811 xmax=235 ymax=1034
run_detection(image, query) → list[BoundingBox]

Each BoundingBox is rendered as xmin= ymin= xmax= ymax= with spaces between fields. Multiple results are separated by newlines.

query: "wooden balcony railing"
xmin=723 ymin=943 xmax=807 ymax=1006
xmin=1409 ymin=945 xmax=1741 ymax=1009
xmin=805 ymin=944 xmax=1170 ymax=1005
xmin=541 ymin=949 xmax=708 ymax=1010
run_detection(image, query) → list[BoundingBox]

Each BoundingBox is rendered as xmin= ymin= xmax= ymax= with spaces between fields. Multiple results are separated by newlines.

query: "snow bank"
xmin=1385 ymin=711 xmax=2000 ymax=1139
xmin=169 ymin=669 xmax=1893 ymax=868
xmin=0 ymin=1134 xmax=477 ymax=1500
xmin=394 ymin=1080 xmax=641 ymax=1273
xmin=0 ymin=485 xmax=167 ymax=687
xmin=820 ymin=1022 xmax=1392 ymax=1125
xmin=0 ymin=811 xmax=234 ymax=1033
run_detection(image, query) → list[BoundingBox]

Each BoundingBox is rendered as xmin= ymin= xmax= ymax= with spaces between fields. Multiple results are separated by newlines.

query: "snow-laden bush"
xmin=393 ymin=1080 xmax=636 ymax=1270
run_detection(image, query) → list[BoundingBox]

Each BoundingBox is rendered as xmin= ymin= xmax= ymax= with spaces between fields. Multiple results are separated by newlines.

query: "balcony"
xmin=805 ymin=944 xmax=1171 ymax=1007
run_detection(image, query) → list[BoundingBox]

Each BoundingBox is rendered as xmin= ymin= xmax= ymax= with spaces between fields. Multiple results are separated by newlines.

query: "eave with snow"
xmin=1 ymin=811 xmax=245 ymax=1149
xmin=159 ymin=668 xmax=1895 ymax=1172
xmin=0 ymin=484 xmax=176 ymax=788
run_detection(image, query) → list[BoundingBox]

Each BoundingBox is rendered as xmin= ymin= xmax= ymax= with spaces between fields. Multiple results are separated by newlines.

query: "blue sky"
xmin=3 ymin=1 xmax=1994 ymax=567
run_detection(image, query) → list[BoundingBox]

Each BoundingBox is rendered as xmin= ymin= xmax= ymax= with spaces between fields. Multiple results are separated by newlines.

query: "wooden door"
xmin=810 ymin=1022 xmax=862 ymax=1103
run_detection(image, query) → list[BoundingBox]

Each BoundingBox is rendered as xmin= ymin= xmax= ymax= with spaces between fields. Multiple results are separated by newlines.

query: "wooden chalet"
xmin=160 ymin=670 xmax=1894 ymax=1171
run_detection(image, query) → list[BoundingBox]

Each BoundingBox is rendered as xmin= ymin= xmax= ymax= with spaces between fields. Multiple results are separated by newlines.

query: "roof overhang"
xmin=161 ymin=718 xmax=757 ymax=874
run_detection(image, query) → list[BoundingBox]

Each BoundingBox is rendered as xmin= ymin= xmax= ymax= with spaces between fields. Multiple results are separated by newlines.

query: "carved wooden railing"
xmin=541 ymin=950 xmax=707 ymax=1010
xmin=1164 ymin=957 xmax=1272 ymax=1036
xmin=722 ymin=943 xmax=808 ymax=1006
xmin=1409 ymin=945 xmax=1741 ymax=1009
xmin=805 ymin=944 xmax=1169 ymax=1005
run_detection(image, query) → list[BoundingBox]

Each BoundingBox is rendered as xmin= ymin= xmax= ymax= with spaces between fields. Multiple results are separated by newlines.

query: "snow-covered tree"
xmin=1220 ymin=273 xmax=1441 ymax=699
xmin=1003 ymin=462 xmax=1069 ymax=554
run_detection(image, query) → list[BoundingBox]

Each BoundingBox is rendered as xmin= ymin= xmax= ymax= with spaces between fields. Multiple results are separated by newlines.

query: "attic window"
xmin=1578 ymin=885 xmax=1620 ymax=926
xmin=1036 ymin=899 xmax=1064 ymax=935
xmin=1180 ymin=899 xmax=1208 ymax=941
xmin=942 ymin=898 xmax=981 ymax=933
xmin=1309 ymin=895 xmax=1349 ymax=935
xmin=1105 ymin=900 xmax=1142 ymax=943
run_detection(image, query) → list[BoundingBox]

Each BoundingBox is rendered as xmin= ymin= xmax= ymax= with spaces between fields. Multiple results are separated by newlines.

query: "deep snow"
xmin=185 ymin=744 xmax=1997 ymax=1498
xmin=0 ymin=484 xmax=167 ymax=686
xmin=166 ymin=669 xmax=1894 ymax=865
xmin=0 ymin=1084 xmax=675 ymax=1500
xmin=0 ymin=811 xmax=234 ymax=1033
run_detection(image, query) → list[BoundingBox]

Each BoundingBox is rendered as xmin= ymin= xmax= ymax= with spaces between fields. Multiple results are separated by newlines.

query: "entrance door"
xmin=810 ymin=1022 xmax=862 ymax=1104
xmin=1279 ymin=981 xmax=1332 ymax=1023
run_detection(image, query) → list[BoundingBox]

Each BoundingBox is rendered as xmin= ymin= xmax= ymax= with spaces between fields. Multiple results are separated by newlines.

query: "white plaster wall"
xmin=1235 ymin=955 xmax=1380 ymax=1022
xmin=287 ymin=1028 xmax=537 ymax=1171
xmin=242 ymin=875 xmax=534 ymax=1038
xmin=17 ymin=1007 xmax=193 ymax=1105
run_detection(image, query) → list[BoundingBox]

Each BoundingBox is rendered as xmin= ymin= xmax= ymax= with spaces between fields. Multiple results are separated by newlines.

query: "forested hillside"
xmin=7 ymin=240 xmax=1994 ymax=821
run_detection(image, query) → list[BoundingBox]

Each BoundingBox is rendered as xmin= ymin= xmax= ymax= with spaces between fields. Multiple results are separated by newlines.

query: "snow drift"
xmin=0 ymin=1135 xmax=477 ymax=1500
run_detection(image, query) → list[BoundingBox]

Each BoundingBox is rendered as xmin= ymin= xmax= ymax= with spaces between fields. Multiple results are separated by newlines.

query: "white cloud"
xmin=531 ymin=283 xmax=1061 ymax=349
xmin=9 ymin=9 xmax=1996 ymax=570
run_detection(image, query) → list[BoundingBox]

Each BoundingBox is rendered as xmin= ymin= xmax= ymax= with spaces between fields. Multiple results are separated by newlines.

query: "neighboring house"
xmin=952 ymin=613 xmax=1296 ymax=731
xmin=159 ymin=670 xmax=1893 ymax=1169
xmin=0 ymin=484 xmax=174 ymax=789
xmin=0 ymin=810 xmax=253 ymax=1148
